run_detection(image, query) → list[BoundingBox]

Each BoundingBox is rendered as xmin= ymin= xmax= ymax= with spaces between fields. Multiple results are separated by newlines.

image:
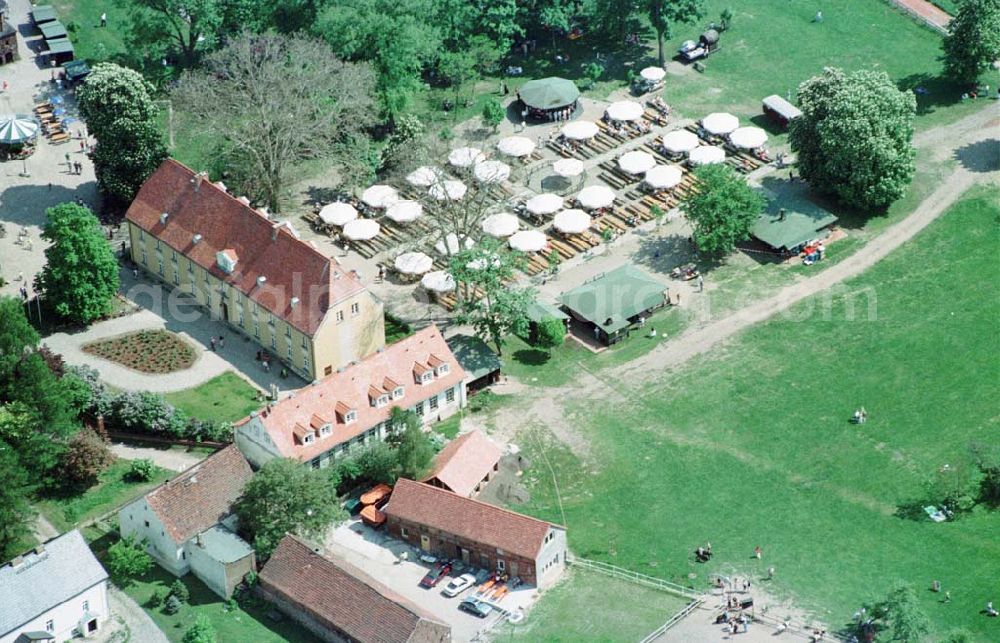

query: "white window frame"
xmin=421 ymin=372 xmax=433 ymax=384
xmin=446 ymin=387 xmax=455 ymax=404
xmin=393 ymin=386 xmax=404 ymax=399
xmin=437 ymin=363 xmax=450 ymax=375
xmin=377 ymin=394 xmax=389 ymax=408
xmin=344 ymin=410 xmax=357 ymax=424
xmin=336 ymin=310 xmax=344 ymax=323
xmin=320 ymin=425 xmax=331 ymax=437
xmin=303 ymin=433 xmax=314 ymax=444
xmin=351 ymin=302 xmax=360 ymax=316
xmin=429 ymin=395 xmax=439 ymax=411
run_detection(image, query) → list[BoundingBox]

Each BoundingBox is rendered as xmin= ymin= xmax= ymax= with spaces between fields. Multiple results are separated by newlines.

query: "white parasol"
xmin=618 ymin=150 xmax=657 ymax=175
xmin=644 ymin=165 xmax=683 ymax=190
xmin=421 ymin=270 xmax=456 ymax=293
xmin=561 ymin=120 xmax=599 ymax=140
xmin=473 ymin=160 xmax=511 ymax=184
xmin=481 ymin=212 xmax=520 ymax=238
xmin=318 ymin=202 xmax=357 ymax=226
xmin=361 ymin=185 xmax=399 ymax=208
xmin=606 ymin=100 xmax=644 ymax=122
xmin=509 ymin=230 xmax=548 ymax=253
xmin=689 ymin=145 xmax=726 ymax=166
xmin=576 ymin=185 xmax=616 ymax=210
xmin=429 ymin=180 xmax=467 ymax=201
xmin=394 ymin=251 xmax=433 ymax=275
xmin=0 ymin=115 xmax=39 ymax=144
xmin=553 ymin=209 xmax=592 ymax=235
xmin=343 ymin=219 xmax=381 ymax=241
xmin=448 ymin=146 xmax=485 ymax=168
xmin=661 ymin=130 xmax=700 ymax=154
xmin=406 ymin=166 xmax=442 ymax=187
xmin=729 ymin=126 xmax=768 ymax=150
xmin=434 ymin=232 xmax=474 ymax=256
xmin=497 ymin=136 xmax=535 ymax=157
xmin=526 ymin=193 xmax=564 ymax=216
xmin=385 ymin=200 xmax=423 ymax=223
xmin=553 ymin=158 xmax=584 ymax=178
xmin=640 ymin=66 xmax=667 ymax=82
xmin=701 ymin=112 xmax=739 ymax=136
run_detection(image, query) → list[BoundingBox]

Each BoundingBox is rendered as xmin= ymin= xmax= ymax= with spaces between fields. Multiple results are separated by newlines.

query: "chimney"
xmin=159 ymin=212 xmax=169 ymax=225
xmin=290 ymin=297 xmax=300 ymax=308
xmin=237 ymin=196 xmax=251 ymax=205
xmin=256 ymin=276 xmax=267 ymax=288
xmin=192 ymin=233 xmax=202 ymax=244
xmin=271 ymin=223 xmax=280 ymax=241
xmin=193 ymin=172 xmax=207 ymax=192
xmin=213 ymin=181 xmax=227 ymax=193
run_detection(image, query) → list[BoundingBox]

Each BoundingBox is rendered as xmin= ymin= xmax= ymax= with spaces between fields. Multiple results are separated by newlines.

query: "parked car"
xmin=442 ymin=573 xmax=477 ymax=598
xmin=459 ymin=597 xmax=494 ymax=618
xmin=419 ymin=562 xmax=453 ymax=588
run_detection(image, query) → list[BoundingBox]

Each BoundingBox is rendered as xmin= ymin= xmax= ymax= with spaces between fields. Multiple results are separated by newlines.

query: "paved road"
xmin=107 ymin=586 xmax=170 ymax=643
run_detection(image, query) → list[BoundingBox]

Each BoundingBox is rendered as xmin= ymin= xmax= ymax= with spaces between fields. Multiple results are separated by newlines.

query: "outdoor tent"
xmin=560 ymin=265 xmax=668 ymax=345
xmin=519 ymin=77 xmax=580 ymax=110
xmin=0 ymin=114 xmax=39 ymax=145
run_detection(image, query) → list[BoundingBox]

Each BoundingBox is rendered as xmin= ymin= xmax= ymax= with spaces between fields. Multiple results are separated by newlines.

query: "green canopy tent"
xmin=39 ymin=20 xmax=67 ymax=40
xmin=518 ymin=77 xmax=580 ymax=119
xmin=560 ymin=265 xmax=668 ymax=345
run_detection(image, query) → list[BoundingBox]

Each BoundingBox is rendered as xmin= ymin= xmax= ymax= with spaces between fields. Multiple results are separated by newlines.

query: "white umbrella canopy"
xmin=561 ymin=120 xmax=599 ymax=140
xmin=421 ymin=270 xmax=456 ymax=293
xmin=497 ymin=136 xmax=535 ymax=157
xmin=576 ymin=185 xmax=616 ymax=210
xmin=606 ymin=100 xmax=644 ymax=121
xmin=429 ymin=180 xmax=468 ymax=201
xmin=618 ymin=150 xmax=657 ymax=175
xmin=729 ymin=126 xmax=768 ymax=150
xmin=0 ymin=115 xmax=39 ymax=144
xmin=702 ymin=112 xmax=740 ymax=136
xmin=406 ymin=166 xmax=442 ymax=187
xmin=394 ymin=251 xmax=433 ymax=275
xmin=434 ymin=232 xmax=474 ymax=256
xmin=318 ymin=202 xmax=358 ymax=226
xmin=640 ymin=66 xmax=666 ymax=82
xmin=467 ymin=255 xmax=502 ymax=270
xmin=552 ymin=158 xmax=585 ymax=178
xmin=385 ymin=200 xmax=423 ymax=223
xmin=474 ymin=160 xmax=511 ymax=184
xmin=526 ymin=193 xmax=564 ymax=216
xmin=361 ymin=185 xmax=399 ymax=208
xmin=343 ymin=219 xmax=381 ymax=241
xmin=481 ymin=212 xmax=520 ymax=238
xmin=448 ymin=146 xmax=485 ymax=167
xmin=661 ymin=130 xmax=700 ymax=154
xmin=644 ymin=165 xmax=683 ymax=190
xmin=553 ymin=209 xmax=592 ymax=235
xmin=509 ymin=230 xmax=548 ymax=253
xmin=689 ymin=145 xmax=726 ymax=166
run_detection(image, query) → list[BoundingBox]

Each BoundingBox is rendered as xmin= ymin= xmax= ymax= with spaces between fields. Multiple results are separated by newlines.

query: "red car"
xmin=419 ymin=562 xmax=452 ymax=588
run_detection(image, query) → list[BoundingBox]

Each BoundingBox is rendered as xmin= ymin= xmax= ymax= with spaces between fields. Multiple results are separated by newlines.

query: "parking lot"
xmin=323 ymin=519 xmax=540 ymax=642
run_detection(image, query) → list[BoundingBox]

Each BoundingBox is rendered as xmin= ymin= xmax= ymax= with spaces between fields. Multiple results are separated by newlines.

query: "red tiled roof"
xmin=145 ymin=445 xmax=253 ymax=544
xmin=385 ymin=478 xmax=560 ymax=560
xmin=245 ymin=326 xmax=466 ymax=462
xmin=421 ymin=430 xmax=502 ymax=497
xmin=259 ymin=535 xmax=448 ymax=643
xmin=126 ymin=159 xmax=367 ymax=336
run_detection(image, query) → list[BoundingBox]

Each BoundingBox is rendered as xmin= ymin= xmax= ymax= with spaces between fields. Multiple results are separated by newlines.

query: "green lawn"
xmin=36 ymin=459 xmax=172 ymax=532
xmin=503 ymin=185 xmax=1000 ymax=640
xmin=499 ymin=568 xmax=691 ymax=642
xmin=44 ymin=0 xmax=131 ymax=65
xmin=164 ymin=372 xmax=261 ymax=424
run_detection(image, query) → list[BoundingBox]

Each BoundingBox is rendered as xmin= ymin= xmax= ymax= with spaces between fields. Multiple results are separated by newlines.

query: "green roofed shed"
xmin=44 ymin=37 xmax=74 ymax=56
xmin=32 ymin=5 xmax=58 ymax=24
xmin=753 ymin=198 xmax=838 ymax=252
xmin=519 ymin=77 xmax=580 ymax=110
xmin=63 ymin=60 xmax=91 ymax=81
xmin=526 ymin=300 xmax=569 ymax=324
xmin=560 ymin=265 xmax=668 ymax=343
xmin=447 ymin=334 xmax=502 ymax=392
xmin=39 ymin=20 xmax=67 ymax=40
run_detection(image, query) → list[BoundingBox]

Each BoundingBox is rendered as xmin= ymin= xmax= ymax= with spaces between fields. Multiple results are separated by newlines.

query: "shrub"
xmin=107 ymin=536 xmax=153 ymax=584
xmin=113 ymin=391 xmax=175 ymax=431
xmin=60 ymin=429 xmax=115 ymax=488
xmin=169 ymin=579 xmax=190 ymax=603
xmin=127 ymin=458 xmax=155 ymax=482
xmin=534 ymin=317 xmax=566 ymax=350
xmin=148 ymin=590 xmax=165 ymax=608
xmin=182 ymin=614 xmax=216 ymax=643
xmin=162 ymin=594 xmax=182 ymax=615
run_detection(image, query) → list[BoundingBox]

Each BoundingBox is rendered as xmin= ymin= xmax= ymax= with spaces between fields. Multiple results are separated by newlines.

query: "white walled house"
xmin=0 ymin=530 xmax=110 ymax=643
xmin=235 ymin=325 xmax=467 ymax=470
xmin=118 ymin=445 xmax=256 ymax=599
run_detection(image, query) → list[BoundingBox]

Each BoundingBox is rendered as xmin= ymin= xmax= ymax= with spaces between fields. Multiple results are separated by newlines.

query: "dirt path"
xmin=109 ymin=443 xmax=206 ymax=472
xmin=888 ymin=0 xmax=952 ymax=31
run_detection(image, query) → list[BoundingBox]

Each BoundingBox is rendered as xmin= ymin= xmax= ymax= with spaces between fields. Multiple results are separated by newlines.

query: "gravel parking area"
xmin=324 ymin=519 xmax=540 ymax=643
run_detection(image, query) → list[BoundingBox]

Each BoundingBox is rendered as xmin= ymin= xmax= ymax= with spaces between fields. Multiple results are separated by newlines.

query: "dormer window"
xmin=436 ymin=363 xmax=450 ymax=376
xmin=421 ymin=372 xmax=433 ymax=384
xmin=345 ymin=410 xmax=357 ymax=424
xmin=303 ymin=433 xmax=315 ymax=444
xmin=320 ymin=425 xmax=332 ymax=437
xmin=393 ymin=386 xmax=404 ymax=399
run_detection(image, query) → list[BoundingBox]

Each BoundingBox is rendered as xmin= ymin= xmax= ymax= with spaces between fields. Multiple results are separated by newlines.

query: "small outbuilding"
xmin=762 ymin=95 xmax=802 ymax=128
xmin=446 ymin=334 xmax=501 ymax=393
xmin=559 ymin=265 xmax=668 ymax=345
xmin=517 ymin=77 xmax=580 ymax=121
xmin=421 ymin=429 xmax=502 ymax=498
xmin=0 ymin=10 xmax=17 ymax=65
xmin=753 ymin=203 xmax=838 ymax=254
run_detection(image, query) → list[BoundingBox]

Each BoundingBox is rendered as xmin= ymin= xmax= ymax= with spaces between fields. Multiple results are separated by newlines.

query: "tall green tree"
xmin=77 ymin=64 xmax=168 ymax=206
xmin=235 ymin=458 xmax=345 ymax=559
xmin=534 ymin=316 xmax=566 ymax=350
xmin=129 ymin=0 xmax=224 ymax=68
xmin=388 ymin=407 xmax=435 ymax=479
xmin=107 ymin=535 xmax=154 ymax=584
xmin=36 ymin=203 xmax=120 ymax=324
xmin=182 ymin=614 xmax=217 ymax=643
xmin=590 ymin=0 xmax=640 ymax=40
xmin=649 ymin=0 xmax=704 ymax=66
xmin=864 ymin=582 xmax=930 ymax=642
xmin=682 ymin=164 xmax=765 ymax=255
xmin=0 ymin=297 xmax=39 ymax=383
xmin=943 ymin=0 xmax=1000 ymax=84
xmin=791 ymin=68 xmax=916 ymax=211
xmin=481 ymin=98 xmax=505 ymax=132
xmin=0 ymin=444 xmax=34 ymax=560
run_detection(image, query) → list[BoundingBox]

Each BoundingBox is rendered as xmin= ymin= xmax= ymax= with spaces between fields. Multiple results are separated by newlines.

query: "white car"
xmin=441 ymin=573 xmax=477 ymax=598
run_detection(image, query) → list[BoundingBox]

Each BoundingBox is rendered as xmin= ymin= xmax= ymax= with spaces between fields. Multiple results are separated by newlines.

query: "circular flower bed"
xmin=82 ymin=330 xmax=197 ymax=374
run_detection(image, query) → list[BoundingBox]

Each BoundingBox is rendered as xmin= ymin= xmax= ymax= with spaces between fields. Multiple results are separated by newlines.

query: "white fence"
xmin=566 ymin=555 xmax=703 ymax=600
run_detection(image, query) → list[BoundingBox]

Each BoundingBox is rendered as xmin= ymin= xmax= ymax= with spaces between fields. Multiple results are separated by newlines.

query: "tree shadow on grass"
xmin=513 ymin=348 xmax=550 ymax=366
xmin=896 ymin=72 xmax=969 ymax=118
xmin=954 ymin=139 xmax=1000 ymax=173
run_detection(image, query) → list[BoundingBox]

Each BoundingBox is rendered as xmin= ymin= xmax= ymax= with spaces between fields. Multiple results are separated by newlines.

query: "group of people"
xmin=601 ymin=112 xmax=650 ymax=138
xmin=802 ymin=241 xmax=825 ymax=265
xmin=695 ymin=542 xmax=713 ymax=562
xmin=650 ymin=95 xmax=671 ymax=116
xmin=852 ymin=407 xmax=868 ymax=424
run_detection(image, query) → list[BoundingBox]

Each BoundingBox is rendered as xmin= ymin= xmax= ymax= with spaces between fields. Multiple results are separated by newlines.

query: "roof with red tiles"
xmin=421 ymin=430 xmax=502 ymax=497
xmin=245 ymin=325 xmax=466 ymax=462
xmin=144 ymin=445 xmax=253 ymax=544
xmin=259 ymin=535 xmax=449 ymax=643
xmin=384 ymin=478 xmax=562 ymax=561
xmin=126 ymin=159 xmax=367 ymax=336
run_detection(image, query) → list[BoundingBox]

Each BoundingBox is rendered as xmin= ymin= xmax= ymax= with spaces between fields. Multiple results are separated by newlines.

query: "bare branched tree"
xmin=171 ymin=31 xmax=378 ymax=212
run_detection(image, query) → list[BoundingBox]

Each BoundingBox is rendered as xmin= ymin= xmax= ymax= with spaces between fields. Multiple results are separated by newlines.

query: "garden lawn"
xmin=164 ymin=372 xmax=261 ymax=424
xmin=44 ymin=0 xmax=131 ymax=64
xmin=507 ymin=185 xmax=1000 ymax=640
xmin=36 ymin=459 xmax=172 ymax=532
xmin=115 ymin=564 xmax=319 ymax=643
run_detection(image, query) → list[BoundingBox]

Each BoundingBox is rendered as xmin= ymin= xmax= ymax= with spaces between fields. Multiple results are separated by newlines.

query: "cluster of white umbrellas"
xmin=318 ymin=202 xmax=357 ymax=226
xmin=729 ymin=126 xmax=768 ymax=150
xmin=661 ymin=130 xmax=700 ymax=154
xmin=343 ymin=219 xmax=381 ymax=241
xmin=606 ymin=100 xmax=644 ymax=122
xmin=473 ymin=160 xmax=511 ymax=184
xmin=509 ymin=230 xmax=548 ymax=253
xmin=429 ymin=180 xmax=468 ymax=201
xmin=701 ymin=112 xmax=740 ymax=136
xmin=421 ymin=270 xmax=456 ymax=293
xmin=497 ymin=136 xmax=535 ymax=157
xmin=618 ymin=150 xmax=657 ymax=175
xmin=394 ymin=251 xmax=433 ymax=276
xmin=644 ymin=165 xmax=683 ymax=190
xmin=526 ymin=193 xmax=564 ymax=216
xmin=553 ymin=209 xmax=592 ymax=235
xmin=361 ymin=185 xmax=399 ymax=208
xmin=448 ymin=146 xmax=485 ymax=168
xmin=689 ymin=145 xmax=726 ymax=166
xmin=406 ymin=166 xmax=442 ymax=187
xmin=640 ymin=66 xmax=666 ymax=82
xmin=435 ymin=232 xmax=474 ymax=256
xmin=576 ymin=185 xmax=616 ymax=210
xmin=481 ymin=212 xmax=519 ymax=238
xmin=386 ymin=200 xmax=423 ymax=223
xmin=562 ymin=120 xmax=599 ymax=140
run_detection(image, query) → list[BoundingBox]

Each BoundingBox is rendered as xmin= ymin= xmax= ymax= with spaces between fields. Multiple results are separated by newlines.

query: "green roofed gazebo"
xmin=31 ymin=5 xmax=58 ymax=24
xmin=446 ymin=334 xmax=502 ymax=393
xmin=753 ymin=200 xmax=838 ymax=253
xmin=518 ymin=77 xmax=580 ymax=120
xmin=560 ymin=265 xmax=668 ymax=345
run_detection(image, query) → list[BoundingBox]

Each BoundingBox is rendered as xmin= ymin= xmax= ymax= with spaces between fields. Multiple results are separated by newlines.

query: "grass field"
xmin=163 ymin=372 xmax=261 ymax=424
xmin=36 ymin=459 xmax=172 ymax=532
xmin=504 ymin=185 xmax=1000 ymax=640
